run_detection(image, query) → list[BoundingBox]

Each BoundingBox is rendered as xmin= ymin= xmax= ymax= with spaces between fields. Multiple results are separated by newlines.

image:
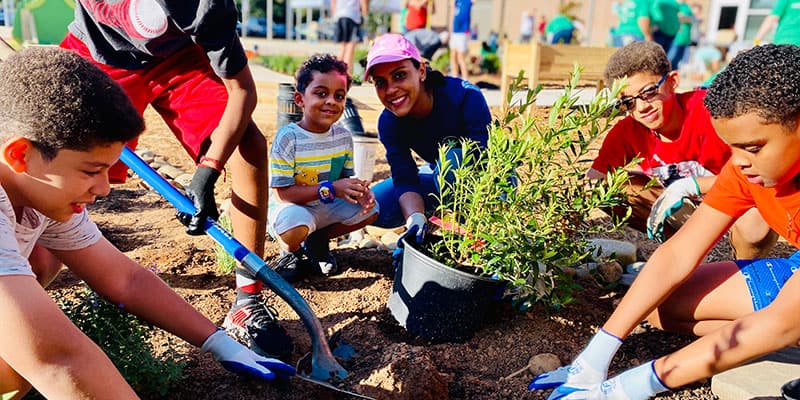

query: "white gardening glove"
xmin=403 ymin=212 xmax=428 ymax=244
xmin=528 ymin=329 xmax=622 ymax=392
xmin=647 ymin=177 xmax=700 ymax=242
xmin=546 ymin=361 xmax=669 ymax=400
xmin=201 ymin=329 xmax=295 ymax=381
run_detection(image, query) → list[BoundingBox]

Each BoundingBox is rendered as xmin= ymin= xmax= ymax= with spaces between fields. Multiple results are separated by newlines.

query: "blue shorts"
xmin=736 ymin=251 xmax=800 ymax=310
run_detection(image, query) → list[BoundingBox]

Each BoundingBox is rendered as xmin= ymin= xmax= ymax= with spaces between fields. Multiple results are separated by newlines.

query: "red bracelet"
xmin=198 ymin=156 xmax=224 ymax=172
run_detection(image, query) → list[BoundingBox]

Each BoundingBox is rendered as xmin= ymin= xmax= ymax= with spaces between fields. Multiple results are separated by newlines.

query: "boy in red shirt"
xmin=529 ymin=43 xmax=800 ymax=400
xmin=588 ymin=41 xmax=775 ymax=259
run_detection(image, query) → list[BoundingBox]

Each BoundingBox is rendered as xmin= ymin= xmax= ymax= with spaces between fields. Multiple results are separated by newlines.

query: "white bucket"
xmin=352 ymin=135 xmax=379 ymax=182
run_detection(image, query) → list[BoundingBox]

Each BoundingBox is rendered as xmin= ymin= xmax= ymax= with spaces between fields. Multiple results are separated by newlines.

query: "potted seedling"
xmin=388 ymin=67 xmax=633 ymax=342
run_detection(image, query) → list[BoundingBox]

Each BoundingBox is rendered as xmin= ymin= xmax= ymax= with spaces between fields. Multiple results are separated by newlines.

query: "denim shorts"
xmin=736 ymin=251 xmax=800 ymax=310
xmin=269 ymin=198 xmax=378 ymax=235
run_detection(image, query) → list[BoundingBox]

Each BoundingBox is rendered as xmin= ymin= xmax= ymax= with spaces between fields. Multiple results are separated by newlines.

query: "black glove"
xmin=176 ymin=166 xmax=221 ymax=235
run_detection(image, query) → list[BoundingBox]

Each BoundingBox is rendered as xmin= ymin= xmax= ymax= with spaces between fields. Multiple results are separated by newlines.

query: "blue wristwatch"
xmin=318 ymin=181 xmax=335 ymax=203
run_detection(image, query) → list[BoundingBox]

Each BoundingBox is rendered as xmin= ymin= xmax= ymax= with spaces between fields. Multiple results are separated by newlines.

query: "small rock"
xmin=529 ymin=353 xmax=562 ymax=375
xmin=597 ymin=260 xmax=623 ymax=283
xmin=174 ymin=173 xmax=193 ymax=189
xmin=158 ymin=164 xmax=185 ymax=180
xmin=587 ymin=238 xmax=637 ymax=266
xmin=359 ymin=238 xmax=380 ymax=249
xmin=149 ymin=159 xmax=167 ymax=170
xmin=135 ymin=149 xmax=155 ymax=163
xmin=380 ymin=231 xmax=401 ymax=247
xmin=385 ymin=241 xmax=397 ymax=251
xmin=219 ymin=198 xmax=233 ymax=217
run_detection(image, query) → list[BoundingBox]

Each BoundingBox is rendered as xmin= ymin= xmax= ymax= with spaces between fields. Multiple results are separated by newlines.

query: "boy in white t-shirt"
xmin=0 ymin=47 xmax=293 ymax=399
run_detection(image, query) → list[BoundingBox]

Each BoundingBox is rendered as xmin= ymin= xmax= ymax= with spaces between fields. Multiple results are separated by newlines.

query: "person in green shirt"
xmin=667 ymin=0 xmax=694 ymax=69
xmin=646 ymin=0 xmax=680 ymax=55
xmin=753 ymin=0 xmax=800 ymax=46
xmin=612 ymin=0 xmax=649 ymax=47
xmin=545 ymin=13 xmax=575 ymax=44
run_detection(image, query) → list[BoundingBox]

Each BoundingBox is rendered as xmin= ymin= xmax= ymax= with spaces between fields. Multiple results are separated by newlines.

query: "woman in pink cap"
xmin=364 ymin=33 xmax=491 ymax=246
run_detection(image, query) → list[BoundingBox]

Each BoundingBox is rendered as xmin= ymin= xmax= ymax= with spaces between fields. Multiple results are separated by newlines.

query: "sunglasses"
xmin=617 ymin=73 xmax=668 ymax=112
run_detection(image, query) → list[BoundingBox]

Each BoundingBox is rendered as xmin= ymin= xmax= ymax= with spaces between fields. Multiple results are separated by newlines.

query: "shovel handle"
xmin=119 ymin=147 xmax=347 ymax=381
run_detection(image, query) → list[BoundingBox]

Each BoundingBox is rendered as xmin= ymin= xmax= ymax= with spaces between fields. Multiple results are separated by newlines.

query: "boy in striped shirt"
xmin=269 ymin=54 xmax=378 ymax=283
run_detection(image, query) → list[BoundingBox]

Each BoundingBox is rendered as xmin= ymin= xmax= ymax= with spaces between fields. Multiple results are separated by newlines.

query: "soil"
xmin=46 ymin=79 xmax=795 ymax=400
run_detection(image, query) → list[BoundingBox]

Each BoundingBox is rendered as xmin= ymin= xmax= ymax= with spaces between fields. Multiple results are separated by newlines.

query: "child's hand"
xmin=332 ymin=178 xmax=368 ymax=203
xmin=357 ymin=187 xmax=376 ymax=214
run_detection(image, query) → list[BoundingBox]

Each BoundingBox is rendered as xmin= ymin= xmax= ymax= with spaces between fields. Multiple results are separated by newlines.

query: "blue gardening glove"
xmin=201 ymin=329 xmax=295 ymax=381
xmin=391 ymin=212 xmax=428 ymax=269
xmin=176 ymin=166 xmax=221 ymax=235
xmin=646 ymin=177 xmax=700 ymax=242
xmin=546 ymin=361 xmax=669 ymax=400
xmin=529 ymin=329 xmax=622 ymax=392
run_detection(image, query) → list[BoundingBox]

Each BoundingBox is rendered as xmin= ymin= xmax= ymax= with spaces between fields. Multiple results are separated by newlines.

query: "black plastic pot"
xmin=387 ymin=237 xmax=504 ymax=342
xmin=277 ymin=83 xmax=303 ymax=130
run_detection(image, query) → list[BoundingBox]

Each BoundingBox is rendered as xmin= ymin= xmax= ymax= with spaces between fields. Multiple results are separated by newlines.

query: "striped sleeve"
xmin=270 ymin=125 xmax=298 ymax=188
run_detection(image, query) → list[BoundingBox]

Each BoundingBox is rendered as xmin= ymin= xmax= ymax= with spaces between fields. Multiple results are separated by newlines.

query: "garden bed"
xmin=46 ymin=100 xmax=796 ymax=400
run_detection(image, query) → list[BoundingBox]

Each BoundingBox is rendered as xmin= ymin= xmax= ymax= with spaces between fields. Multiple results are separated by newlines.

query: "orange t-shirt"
xmin=704 ymin=160 xmax=800 ymax=247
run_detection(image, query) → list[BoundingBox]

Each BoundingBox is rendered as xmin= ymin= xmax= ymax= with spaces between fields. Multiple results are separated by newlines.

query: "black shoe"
xmin=304 ymin=229 xmax=339 ymax=276
xmin=783 ymin=378 xmax=800 ymax=400
xmin=222 ymin=294 xmax=293 ymax=360
xmin=273 ymin=249 xmax=313 ymax=283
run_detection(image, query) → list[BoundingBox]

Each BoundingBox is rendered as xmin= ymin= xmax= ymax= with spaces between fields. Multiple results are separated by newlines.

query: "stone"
xmin=597 ymin=261 xmax=623 ymax=283
xmin=380 ymin=231 xmax=400 ymax=247
xmin=359 ymin=238 xmax=381 ymax=249
xmin=587 ymin=238 xmax=637 ymax=266
xmin=135 ymin=149 xmax=155 ymax=163
xmin=157 ymin=164 xmax=185 ymax=180
xmin=173 ymin=173 xmax=193 ymax=190
xmin=528 ymin=353 xmax=562 ymax=375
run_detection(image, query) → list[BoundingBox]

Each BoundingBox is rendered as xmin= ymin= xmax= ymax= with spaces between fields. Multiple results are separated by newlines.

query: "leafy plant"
xmin=215 ymin=213 xmax=237 ymax=274
xmin=54 ymin=286 xmax=186 ymax=397
xmin=431 ymin=65 xmax=632 ymax=309
xmin=257 ymin=54 xmax=305 ymax=75
xmin=2 ymin=391 xmax=18 ymax=400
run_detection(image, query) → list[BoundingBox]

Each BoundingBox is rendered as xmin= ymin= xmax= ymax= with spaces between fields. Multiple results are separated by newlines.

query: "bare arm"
xmin=638 ymin=16 xmax=653 ymax=41
xmin=202 ymin=65 xmax=258 ymax=165
xmin=753 ymin=14 xmax=779 ymax=43
xmin=398 ymin=191 xmax=426 ymax=219
xmin=656 ymin=269 xmax=800 ymax=387
xmin=603 ymin=203 xmax=733 ymax=338
xmin=0 ymin=275 xmax=138 ymax=398
xmin=53 ymin=238 xmax=217 ymax=347
xmin=360 ymin=0 xmax=369 ymax=19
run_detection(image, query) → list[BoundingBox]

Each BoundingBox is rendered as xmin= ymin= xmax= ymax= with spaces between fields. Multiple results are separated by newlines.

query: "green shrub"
xmin=257 ymin=54 xmax=305 ymax=75
xmin=432 ymin=66 xmax=632 ymax=309
xmin=214 ymin=214 xmax=237 ymax=274
xmin=54 ymin=286 xmax=186 ymax=397
xmin=430 ymin=50 xmax=450 ymax=74
xmin=480 ymin=53 xmax=500 ymax=74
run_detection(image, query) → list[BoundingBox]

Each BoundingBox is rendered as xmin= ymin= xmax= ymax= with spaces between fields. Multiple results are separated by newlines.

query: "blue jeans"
xmin=652 ymin=31 xmax=675 ymax=60
xmin=667 ymin=43 xmax=688 ymax=71
xmin=371 ymin=148 xmax=463 ymax=228
xmin=549 ymin=28 xmax=574 ymax=44
xmin=612 ymin=33 xmax=644 ymax=47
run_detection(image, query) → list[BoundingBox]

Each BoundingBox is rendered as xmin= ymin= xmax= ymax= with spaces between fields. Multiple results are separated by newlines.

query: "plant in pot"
xmin=387 ymin=67 xmax=633 ymax=342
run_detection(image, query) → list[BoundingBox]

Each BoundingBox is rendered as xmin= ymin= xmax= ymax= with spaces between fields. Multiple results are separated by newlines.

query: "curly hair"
xmin=705 ymin=44 xmax=800 ymax=130
xmin=0 ymin=47 xmax=143 ymax=160
xmin=295 ymin=53 xmax=352 ymax=93
xmin=603 ymin=41 xmax=671 ymax=82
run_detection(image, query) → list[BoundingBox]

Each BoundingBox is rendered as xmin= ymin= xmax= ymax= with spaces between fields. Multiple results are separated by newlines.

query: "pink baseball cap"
xmin=365 ymin=33 xmax=423 ymax=77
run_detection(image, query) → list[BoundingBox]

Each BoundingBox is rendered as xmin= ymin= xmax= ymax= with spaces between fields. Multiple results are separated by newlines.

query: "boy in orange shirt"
xmin=529 ymin=43 xmax=800 ymax=399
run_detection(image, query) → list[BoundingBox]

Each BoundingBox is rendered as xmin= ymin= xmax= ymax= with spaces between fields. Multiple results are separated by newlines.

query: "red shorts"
xmin=60 ymin=33 xmax=228 ymax=183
